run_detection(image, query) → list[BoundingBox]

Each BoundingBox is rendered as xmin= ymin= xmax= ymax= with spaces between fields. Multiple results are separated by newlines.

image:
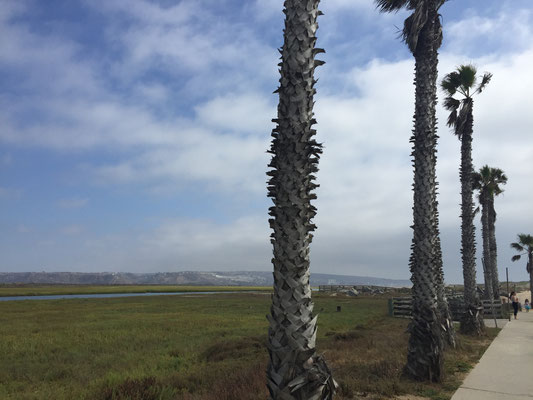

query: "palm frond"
xmin=442 ymin=96 xmax=460 ymax=111
xmin=518 ymin=233 xmax=533 ymax=248
xmin=441 ymin=72 xmax=461 ymax=95
xmin=442 ymin=96 xmax=460 ymax=128
xmin=511 ymin=255 xmax=522 ymax=262
xmin=374 ymin=0 xmax=409 ymax=12
xmin=458 ymin=64 xmax=477 ymax=90
xmin=475 ymin=165 xmax=507 ymax=197
xmin=454 ymin=98 xmax=472 ymax=138
xmin=476 ymin=72 xmax=492 ymax=93
xmin=511 ymin=242 xmax=525 ymax=252
xmin=402 ymin=2 xmax=429 ymax=54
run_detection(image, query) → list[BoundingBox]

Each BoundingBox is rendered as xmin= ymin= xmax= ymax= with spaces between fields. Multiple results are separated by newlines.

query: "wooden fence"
xmin=388 ymin=297 xmax=510 ymax=320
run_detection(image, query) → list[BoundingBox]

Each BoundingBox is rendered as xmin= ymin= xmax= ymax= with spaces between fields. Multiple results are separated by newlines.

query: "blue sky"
xmin=1 ymin=0 xmax=532 ymax=283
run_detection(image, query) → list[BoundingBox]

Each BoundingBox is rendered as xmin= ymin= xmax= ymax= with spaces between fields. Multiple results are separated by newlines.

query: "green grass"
xmin=0 ymin=285 xmax=272 ymax=297
xmin=0 ymin=293 xmax=498 ymax=399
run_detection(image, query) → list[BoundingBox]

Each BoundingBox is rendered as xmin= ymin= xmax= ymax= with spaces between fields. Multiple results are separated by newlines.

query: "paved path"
xmin=452 ymin=310 xmax=533 ymax=399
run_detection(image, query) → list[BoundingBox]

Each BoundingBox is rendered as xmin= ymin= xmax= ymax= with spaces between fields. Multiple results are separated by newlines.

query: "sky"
xmin=1 ymin=0 xmax=532 ymax=284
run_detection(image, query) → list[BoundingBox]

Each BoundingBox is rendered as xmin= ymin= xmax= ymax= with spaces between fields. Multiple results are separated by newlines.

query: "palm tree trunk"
xmin=405 ymin=0 xmax=444 ymax=381
xmin=488 ymin=198 xmax=500 ymax=299
xmin=431 ymin=35 xmax=455 ymax=349
xmin=480 ymin=192 xmax=492 ymax=299
xmin=528 ymin=253 xmax=533 ymax=304
xmin=459 ymin=104 xmax=484 ymax=335
xmin=435 ymin=235 xmax=456 ymax=347
xmin=266 ymin=1 xmax=335 ymax=398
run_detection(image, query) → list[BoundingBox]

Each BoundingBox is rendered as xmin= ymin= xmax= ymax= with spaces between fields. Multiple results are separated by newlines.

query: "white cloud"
xmin=93 ymin=125 xmax=269 ymax=194
xmin=195 ymin=93 xmax=275 ymax=135
xmin=446 ymin=9 xmax=533 ymax=55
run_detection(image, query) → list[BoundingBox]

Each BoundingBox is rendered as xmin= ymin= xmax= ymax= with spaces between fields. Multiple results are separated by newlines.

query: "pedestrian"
xmin=510 ymin=291 xmax=519 ymax=319
xmin=525 ymin=299 xmax=530 ymax=312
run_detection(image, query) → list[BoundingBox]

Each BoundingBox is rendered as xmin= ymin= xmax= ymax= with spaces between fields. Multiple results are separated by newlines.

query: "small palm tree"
xmin=376 ymin=0 xmax=452 ymax=381
xmin=441 ymin=65 xmax=491 ymax=336
xmin=266 ymin=1 xmax=335 ymax=398
xmin=473 ymin=166 xmax=507 ymax=300
xmin=511 ymin=234 xmax=533 ymax=303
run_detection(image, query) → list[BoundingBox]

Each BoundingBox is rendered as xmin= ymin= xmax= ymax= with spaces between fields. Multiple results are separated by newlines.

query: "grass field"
xmin=0 ymin=285 xmax=272 ymax=297
xmin=0 ymin=292 xmax=497 ymax=400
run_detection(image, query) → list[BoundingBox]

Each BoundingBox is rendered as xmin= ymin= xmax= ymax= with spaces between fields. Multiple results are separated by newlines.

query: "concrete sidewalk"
xmin=452 ymin=310 xmax=533 ymax=399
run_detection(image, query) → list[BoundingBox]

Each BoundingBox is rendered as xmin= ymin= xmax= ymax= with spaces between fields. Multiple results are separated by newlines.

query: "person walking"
xmin=525 ymin=299 xmax=530 ymax=312
xmin=510 ymin=291 xmax=519 ymax=319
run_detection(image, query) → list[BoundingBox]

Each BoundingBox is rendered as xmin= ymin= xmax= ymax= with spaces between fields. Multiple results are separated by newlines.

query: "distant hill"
xmin=0 ymin=271 xmax=411 ymax=288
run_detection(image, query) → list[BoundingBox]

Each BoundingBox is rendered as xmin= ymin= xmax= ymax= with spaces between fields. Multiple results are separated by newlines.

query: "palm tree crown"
xmin=473 ymin=166 xmax=507 ymax=197
xmin=511 ymin=234 xmax=533 ymax=264
xmin=511 ymin=234 xmax=533 ymax=302
xmin=375 ymin=0 xmax=446 ymax=54
xmin=442 ymin=65 xmax=492 ymax=135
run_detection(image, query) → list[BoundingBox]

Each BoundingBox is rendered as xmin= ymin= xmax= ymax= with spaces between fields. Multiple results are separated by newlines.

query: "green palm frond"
xmin=441 ymin=71 xmax=461 ymax=95
xmin=458 ymin=64 xmax=477 ymax=91
xmin=475 ymin=165 xmax=507 ymax=198
xmin=511 ymin=234 xmax=533 ymax=260
xmin=518 ymin=233 xmax=533 ymax=248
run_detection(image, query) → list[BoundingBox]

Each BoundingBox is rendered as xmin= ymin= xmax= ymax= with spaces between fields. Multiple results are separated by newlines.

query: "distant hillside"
xmin=0 ymin=271 xmax=411 ymax=288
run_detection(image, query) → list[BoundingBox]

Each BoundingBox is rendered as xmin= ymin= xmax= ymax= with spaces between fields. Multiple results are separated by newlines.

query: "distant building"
xmin=327 ymin=279 xmax=337 ymax=285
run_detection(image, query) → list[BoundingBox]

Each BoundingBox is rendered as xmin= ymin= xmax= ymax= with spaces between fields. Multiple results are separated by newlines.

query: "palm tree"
xmin=441 ymin=65 xmax=491 ymax=335
xmin=266 ymin=1 xmax=335 ymax=398
xmin=376 ymin=0 xmax=452 ymax=381
xmin=510 ymin=234 xmax=533 ymax=303
xmin=473 ymin=166 xmax=507 ymax=300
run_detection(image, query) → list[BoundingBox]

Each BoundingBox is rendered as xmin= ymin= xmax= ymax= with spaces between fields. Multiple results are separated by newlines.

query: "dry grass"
xmin=323 ymin=317 xmax=498 ymax=400
xmin=0 ymin=293 xmax=498 ymax=400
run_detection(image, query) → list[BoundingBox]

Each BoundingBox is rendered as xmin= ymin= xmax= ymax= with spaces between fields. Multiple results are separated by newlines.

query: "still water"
xmin=0 ymin=291 xmax=248 ymax=302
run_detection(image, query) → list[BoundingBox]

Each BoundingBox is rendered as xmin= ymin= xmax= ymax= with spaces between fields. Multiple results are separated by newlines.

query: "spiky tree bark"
xmin=480 ymin=189 xmax=492 ymax=299
xmin=488 ymin=198 xmax=500 ymax=297
xmin=266 ymin=1 xmax=335 ymax=399
xmin=442 ymin=65 xmax=492 ymax=335
xmin=376 ymin=0 xmax=449 ymax=381
xmin=435 ymin=234 xmax=456 ymax=348
xmin=431 ymin=45 xmax=455 ymax=350
xmin=473 ymin=166 xmax=506 ymax=300
xmin=457 ymin=101 xmax=483 ymax=334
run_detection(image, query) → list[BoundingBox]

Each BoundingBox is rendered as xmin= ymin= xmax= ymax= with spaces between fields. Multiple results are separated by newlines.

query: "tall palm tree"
xmin=473 ymin=166 xmax=507 ymax=299
xmin=441 ymin=65 xmax=491 ymax=335
xmin=266 ymin=1 xmax=335 ymax=399
xmin=511 ymin=234 xmax=533 ymax=303
xmin=376 ymin=0 xmax=452 ymax=381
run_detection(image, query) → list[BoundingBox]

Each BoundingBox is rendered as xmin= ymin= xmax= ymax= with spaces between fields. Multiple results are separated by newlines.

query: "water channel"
xmin=0 ymin=291 xmax=257 ymax=302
